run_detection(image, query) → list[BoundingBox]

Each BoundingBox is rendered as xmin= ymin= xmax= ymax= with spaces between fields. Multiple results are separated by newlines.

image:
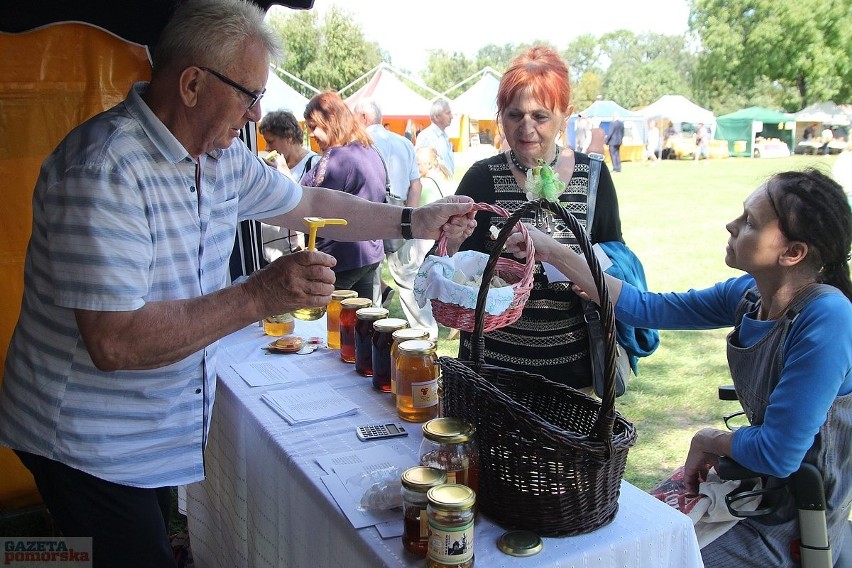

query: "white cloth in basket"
xmin=414 ymin=251 xmax=515 ymax=316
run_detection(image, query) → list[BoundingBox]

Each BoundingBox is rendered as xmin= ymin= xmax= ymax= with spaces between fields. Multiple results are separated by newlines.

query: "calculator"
xmin=356 ymin=423 xmax=408 ymax=441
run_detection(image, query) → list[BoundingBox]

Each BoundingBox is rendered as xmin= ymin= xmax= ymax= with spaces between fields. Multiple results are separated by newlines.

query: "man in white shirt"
xmin=354 ymin=100 xmax=437 ymax=334
xmin=415 ymin=98 xmax=455 ymax=176
xmin=354 ymin=100 xmax=421 ymax=207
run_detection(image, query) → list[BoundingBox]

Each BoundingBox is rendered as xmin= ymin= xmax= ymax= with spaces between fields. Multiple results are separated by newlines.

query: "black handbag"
xmin=374 ymin=147 xmax=405 ymax=254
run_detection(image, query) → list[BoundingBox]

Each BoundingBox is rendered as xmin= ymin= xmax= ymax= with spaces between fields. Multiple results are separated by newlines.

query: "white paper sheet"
xmin=261 ymin=384 xmax=358 ymax=424
xmin=232 ymin=348 xmax=342 ymax=387
xmin=316 ymin=444 xmax=419 ymax=530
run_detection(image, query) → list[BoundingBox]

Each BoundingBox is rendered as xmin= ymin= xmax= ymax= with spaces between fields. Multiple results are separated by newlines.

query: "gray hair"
xmin=258 ymin=110 xmax=303 ymax=144
xmin=430 ymin=98 xmax=450 ymax=121
xmin=352 ymin=99 xmax=382 ymax=125
xmin=151 ymin=0 xmax=282 ymax=75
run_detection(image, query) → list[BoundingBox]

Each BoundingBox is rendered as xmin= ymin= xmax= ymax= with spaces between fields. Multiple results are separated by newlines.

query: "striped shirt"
xmin=0 ymin=83 xmax=302 ymax=488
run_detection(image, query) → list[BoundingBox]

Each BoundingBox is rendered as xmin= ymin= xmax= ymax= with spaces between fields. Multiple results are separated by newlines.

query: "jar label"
xmin=420 ymin=510 xmax=429 ymax=538
xmin=411 ymin=379 xmax=438 ymax=408
xmin=428 ymin=520 xmax=474 ymax=564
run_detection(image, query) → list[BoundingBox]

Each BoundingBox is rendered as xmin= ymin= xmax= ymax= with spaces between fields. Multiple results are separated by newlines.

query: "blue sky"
xmin=270 ymin=0 xmax=691 ymax=76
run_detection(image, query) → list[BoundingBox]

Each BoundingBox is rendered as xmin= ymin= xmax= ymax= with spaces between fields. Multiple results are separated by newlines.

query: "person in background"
xmin=415 ymin=98 xmax=455 ymax=177
xmin=0 ymin=3 xmax=477 ymax=564
xmin=387 ymin=146 xmax=456 ymax=339
xmin=259 ymin=109 xmax=317 ymax=182
xmin=443 ymin=45 xmax=624 ymax=390
xmin=258 ymin=109 xmax=317 ymax=259
xmin=605 ymin=115 xmax=624 ymax=172
xmin=404 ymin=118 xmax=417 ymax=143
xmin=694 ymin=122 xmax=709 ymax=162
xmin=506 ymin=169 xmax=851 ymax=567
xmin=662 ymin=120 xmax=677 ymax=160
xmin=353 ymin=99 xmax=422 ymax=308
xmin=821 ymin=125 xmax=835 ymax=155
xmin=644 ymin=119 xmax=660 ymax=166
xmin=575 ymin=113 xmax=591 ymax=154
xmin=302 ymin=91 xmax=388 ymax=303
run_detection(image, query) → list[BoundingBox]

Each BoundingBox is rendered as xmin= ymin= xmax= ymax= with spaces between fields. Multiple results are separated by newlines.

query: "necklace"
xmin=509 ymin=147 xmax=560 ymax=174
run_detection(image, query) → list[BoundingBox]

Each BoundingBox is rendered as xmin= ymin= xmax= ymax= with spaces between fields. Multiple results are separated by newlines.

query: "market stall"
xmin=715 ymin=106 xmax=795 ymax=158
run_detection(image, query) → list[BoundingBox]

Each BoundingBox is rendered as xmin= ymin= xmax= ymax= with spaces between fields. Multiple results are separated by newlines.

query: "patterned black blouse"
xmin=455 ymin=151 xmax=623 ymax=388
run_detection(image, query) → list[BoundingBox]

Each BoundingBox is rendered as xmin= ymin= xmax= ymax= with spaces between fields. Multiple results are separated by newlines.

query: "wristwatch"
xmin=401 ymin=207 xmax=414 ymax=240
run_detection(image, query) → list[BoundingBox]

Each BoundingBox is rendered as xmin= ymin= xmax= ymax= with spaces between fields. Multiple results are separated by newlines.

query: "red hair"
xmin=304 ymin=90 xmax=372 ymax=148
xmin=496 ymin=46 xmax=572 ymax=116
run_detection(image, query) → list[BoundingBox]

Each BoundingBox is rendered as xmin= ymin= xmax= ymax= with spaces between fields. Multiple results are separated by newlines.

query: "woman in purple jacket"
xmin=302 ymin=91 xmax=387 ymax=301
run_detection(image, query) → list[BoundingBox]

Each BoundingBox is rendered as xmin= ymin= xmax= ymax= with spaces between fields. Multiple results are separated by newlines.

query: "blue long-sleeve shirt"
xmin=617 ymin=274 xmax=852 ymax=477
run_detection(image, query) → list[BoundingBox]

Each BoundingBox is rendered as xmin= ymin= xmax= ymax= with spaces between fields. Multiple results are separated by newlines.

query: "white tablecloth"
xmin=186 ymin=319 xmax=704 ymax=568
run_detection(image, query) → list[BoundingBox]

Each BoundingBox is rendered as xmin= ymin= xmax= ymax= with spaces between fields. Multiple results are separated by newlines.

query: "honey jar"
xmin=338 ymin=298 xmax=372 ymax=363
xmin=419 ymin=418 xmax=479 ymax=497
xmin=427 ymin=484 xmax=476 ymax=568
xmin=395 ymin=339 xmax=439 ymax=422
xmin=354 ymin=307 xmax=389 ymax=376
xmin=400 ymin=466 xmax=447 ymax=556
xmin=327 ymin=290 xmax=358 ymax=349
xmin=262 ymin=313 xmax=295 ymax=336
xmin=371 ymin=318 xmax=409 ymax=392
xmin=390 ymin=328 xmax=430 ymax=395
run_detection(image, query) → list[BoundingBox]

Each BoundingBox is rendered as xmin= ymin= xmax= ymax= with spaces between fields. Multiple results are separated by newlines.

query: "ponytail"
xmin=769 ymin=169 xmax=852 ymax=301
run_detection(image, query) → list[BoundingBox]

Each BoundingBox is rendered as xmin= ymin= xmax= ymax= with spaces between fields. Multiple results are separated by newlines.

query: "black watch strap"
xmin=400 ymin=207 xmax=414 ymax=240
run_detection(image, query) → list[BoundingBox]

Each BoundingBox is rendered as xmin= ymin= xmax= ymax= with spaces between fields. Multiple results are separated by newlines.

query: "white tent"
xmin=448 ymin=67 xmax=501 ymax=121
xmin=637 ymin=95 xmax=715 ymax=127
xmin=794 ymin=101 xmax=851 ymax=126
xmin=261 ymin=67 xmax=313 ymax=118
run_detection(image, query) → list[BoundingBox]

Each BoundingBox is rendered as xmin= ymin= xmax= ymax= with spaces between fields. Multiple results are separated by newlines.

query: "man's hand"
xmin=242 ymin=250 xmax=337 ymax=317
xmin=412 ymin=195 xmax=476 ymax=242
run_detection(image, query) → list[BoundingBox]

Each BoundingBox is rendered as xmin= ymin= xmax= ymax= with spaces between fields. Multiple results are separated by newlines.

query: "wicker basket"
xmin=440 ymin=199 xmax=638 ymax=537
xmin=431 ymin=203 xmax=535 ymax=333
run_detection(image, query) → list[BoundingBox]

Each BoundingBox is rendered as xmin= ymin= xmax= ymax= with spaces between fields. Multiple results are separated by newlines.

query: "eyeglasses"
xmin=200 ymin=66 xmax=265 ymax=111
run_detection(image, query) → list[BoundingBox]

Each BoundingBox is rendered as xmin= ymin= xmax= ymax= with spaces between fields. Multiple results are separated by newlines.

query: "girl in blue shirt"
xmin=506 ymin=169 xmax=852 ymax=567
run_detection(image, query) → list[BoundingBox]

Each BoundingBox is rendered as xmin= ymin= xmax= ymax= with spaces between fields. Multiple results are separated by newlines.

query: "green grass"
xmin=385 ymin=153 xmax=840 ymax=490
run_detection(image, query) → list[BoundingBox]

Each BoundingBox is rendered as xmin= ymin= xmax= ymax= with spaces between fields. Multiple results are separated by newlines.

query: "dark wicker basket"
xmin=440 ymin=200 xmax=638 ymax=537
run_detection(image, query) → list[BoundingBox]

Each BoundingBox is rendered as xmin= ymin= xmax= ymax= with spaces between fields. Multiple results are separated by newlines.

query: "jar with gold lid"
xmin=390 ymin=328 xmax=430 ymax=396
xmin=327 ymin=290 xmax=358 ymax=349
xmin=419 ymin=418 xmax=478 ymax=497
xmin=354 ymin=307 xmax=389 ymax=376
xmin=395 ymin=340 xmax=439 ymax=422
xmin=400 ymin=466 xmax=447 ymax=556
xmin=262 ymin=312 xmax=295 ymax=336
xmin=426 ymin=484 xmax=476 ymax=568
xmin=371 ymin=318 xmax=409 ymax=391
xmin=339 ymin=298 xmax=372 ymax=363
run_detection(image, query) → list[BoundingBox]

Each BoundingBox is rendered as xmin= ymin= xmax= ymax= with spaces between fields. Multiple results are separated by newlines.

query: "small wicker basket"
xmin=440 ymin=199 xmax=637 ymax=537
xmin=430 ymin=203 xmax=534 ymax=333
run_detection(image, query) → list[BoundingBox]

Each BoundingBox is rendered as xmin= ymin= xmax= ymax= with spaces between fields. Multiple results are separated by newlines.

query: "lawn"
xmin=384 ymin=153 xmax=840 ymax=490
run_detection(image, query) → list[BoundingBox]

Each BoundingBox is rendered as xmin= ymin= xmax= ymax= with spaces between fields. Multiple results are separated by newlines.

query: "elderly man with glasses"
xmin=0 ymin=1 xmax=475 ymax=566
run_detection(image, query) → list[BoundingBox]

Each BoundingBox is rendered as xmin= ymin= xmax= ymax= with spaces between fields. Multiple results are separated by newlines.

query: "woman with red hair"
xmin=444 ymin=46 xmax=624 ymax=390
xmin=302 ymin=90 xmax=387 ymax=301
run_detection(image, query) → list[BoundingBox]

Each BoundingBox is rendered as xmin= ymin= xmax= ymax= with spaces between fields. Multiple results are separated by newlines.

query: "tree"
xmin=267 ymin=7 xmax=382 ymax=93
xmin=421 ymin=50 xmax=478 ymax=96
xmin=473 ymin=43 xmax=520 ymax=73
xmin=573 ymin=71 xmax=603 ymax=111
xmin=562 ymin=34 xmax=603 ymax=84
xmin=689 ymin=0 xmax=852 ymax=110
xmin=596 ymin=30 xmax=695 ymax=109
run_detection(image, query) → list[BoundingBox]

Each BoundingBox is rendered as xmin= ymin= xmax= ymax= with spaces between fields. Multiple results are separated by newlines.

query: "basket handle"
xmin=436 ymin=202 xmax=527 ymax=257
xmin=470 ymin=200 xmax=618 ymax=444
